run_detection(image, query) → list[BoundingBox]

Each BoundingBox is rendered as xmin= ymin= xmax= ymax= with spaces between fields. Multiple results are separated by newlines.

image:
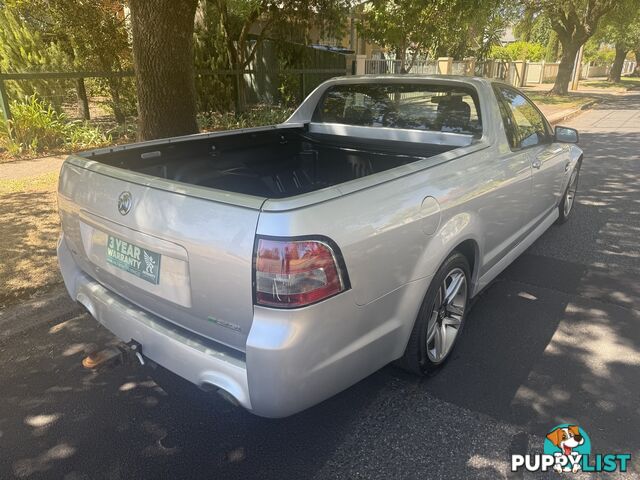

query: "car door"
xmin=477 ymin=86 xmax=534 ymax=273
xmin=494 ymin=85 xmax=568 ymax=225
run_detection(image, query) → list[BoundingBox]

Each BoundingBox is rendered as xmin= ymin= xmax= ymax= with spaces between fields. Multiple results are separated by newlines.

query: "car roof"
xmin=325 ymin=74 xmax=490 ymax=88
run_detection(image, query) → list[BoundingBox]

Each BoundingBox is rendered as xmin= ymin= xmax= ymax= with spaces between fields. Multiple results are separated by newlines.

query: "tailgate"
xmin=58 ymin=160 xmax=263 ymax=351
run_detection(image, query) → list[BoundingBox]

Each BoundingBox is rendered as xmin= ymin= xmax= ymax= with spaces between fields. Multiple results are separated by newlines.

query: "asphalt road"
xmin=1 ymin=93 xmax=639 ymax=480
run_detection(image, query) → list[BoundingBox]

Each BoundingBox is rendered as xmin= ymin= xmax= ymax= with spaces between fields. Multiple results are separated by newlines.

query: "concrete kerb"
xmin=547 ymin=99 xmax=598 ymax=125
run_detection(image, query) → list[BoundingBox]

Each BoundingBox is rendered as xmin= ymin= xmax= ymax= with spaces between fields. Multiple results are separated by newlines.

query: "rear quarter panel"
xmin=259 ymin=78 xmax=512 ymax=308
xmin=256 ymin=144 xmax=500 ymax=308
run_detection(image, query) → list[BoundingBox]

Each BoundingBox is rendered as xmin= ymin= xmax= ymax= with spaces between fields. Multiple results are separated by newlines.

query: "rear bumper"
xmin=58 ymin=234 xmax=430 ymax=417
xmin=58 ymin=235 xmax=252 ymax=409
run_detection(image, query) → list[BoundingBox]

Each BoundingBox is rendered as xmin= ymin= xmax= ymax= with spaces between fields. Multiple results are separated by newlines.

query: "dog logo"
xmin=544 ymin=425 xmax=589 ymax=473
xmin=512 ymin=423 xmax=630 ymax=473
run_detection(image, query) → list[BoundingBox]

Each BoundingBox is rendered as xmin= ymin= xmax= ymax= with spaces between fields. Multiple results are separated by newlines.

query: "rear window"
xmin=312 ymin=83 xmax=482 ymax=137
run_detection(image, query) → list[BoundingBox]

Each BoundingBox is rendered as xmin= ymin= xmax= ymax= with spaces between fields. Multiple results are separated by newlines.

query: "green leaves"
xmin=488 ymin=41 xmax=546 ymax=61
xmin=0 ymin=7 xmax=71 ymax=106
xmin=594 ymin=0 xmax=640 ymax=51
xmin=197 ymin=104 xmax=294 ymax=131
xmin=0 ymin=94 xmax=110 ymax=155
xmin=358 ymin=0 xmax=515 ymax=65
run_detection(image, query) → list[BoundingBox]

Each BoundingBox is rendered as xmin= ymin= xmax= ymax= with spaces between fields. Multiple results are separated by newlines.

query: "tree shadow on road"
xmin=0 ymin=311 xmax=393 ymax=480
xmin=1 ymin=127 xmax=638 ymax=478
xmin=0 ymin=189 xmax=62 ymax=308
xmin=420 ymin=128 xmax=640 ymax=468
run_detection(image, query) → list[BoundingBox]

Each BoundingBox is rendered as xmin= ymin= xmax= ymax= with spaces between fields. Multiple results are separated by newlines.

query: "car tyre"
xmin=557 ymin=163 xmax=581 ymax=224
xmin=399 ymin=251 xmax=471 ymax=376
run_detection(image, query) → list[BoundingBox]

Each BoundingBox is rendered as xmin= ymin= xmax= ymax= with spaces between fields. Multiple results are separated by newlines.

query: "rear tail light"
xmin=254 ymin=237 xmax=348 ymax=308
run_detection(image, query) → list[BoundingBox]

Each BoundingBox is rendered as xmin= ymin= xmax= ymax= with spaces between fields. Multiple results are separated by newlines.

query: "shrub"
xmin=198 ymin=104 xmax=294 ymax=131
xmin=0 ymin=94 xmax=110 ymax=156
xmin=584 ymin=46 xmax=616 ymax=66
xmin=489 ymin=41 xmax=546 ymax=62
xmin=64 ymin=120 xmax=111 ymax=150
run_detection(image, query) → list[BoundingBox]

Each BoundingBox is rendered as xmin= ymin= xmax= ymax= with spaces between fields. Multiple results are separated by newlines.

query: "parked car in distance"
xmin=57 ymin=75 xmax=582 ymax=417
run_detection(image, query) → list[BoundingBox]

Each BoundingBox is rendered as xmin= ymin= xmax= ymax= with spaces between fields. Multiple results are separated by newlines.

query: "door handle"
xmin=565 ymin=161 xmax=571 ymax=172
xmin=532 ymin=158 xmax=542 ymax=169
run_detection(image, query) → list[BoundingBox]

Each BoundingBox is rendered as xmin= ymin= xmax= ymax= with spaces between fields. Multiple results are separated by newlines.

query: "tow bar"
xmin=82 ymin=340 xmax=145 ymax=370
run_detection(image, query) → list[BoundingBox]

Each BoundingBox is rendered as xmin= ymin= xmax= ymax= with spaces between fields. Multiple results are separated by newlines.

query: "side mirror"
xmin=555 ymin=126 xmax=579 ymax=144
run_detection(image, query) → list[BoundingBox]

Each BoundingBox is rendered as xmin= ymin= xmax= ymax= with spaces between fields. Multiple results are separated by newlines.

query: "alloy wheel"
xmin=564 ymin=170 xmax=579 ymax=217
xmin=426 ymin=268 xmax=467 ymax=363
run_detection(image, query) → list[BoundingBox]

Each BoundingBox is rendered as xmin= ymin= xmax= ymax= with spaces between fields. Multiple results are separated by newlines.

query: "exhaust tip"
xmin=216 ymin=388 xmax=240 ymax=407
xmin=200 ymin=383 xmax=240 ymax=407
xmin=76 ymin=293 xmax=95 ymax=318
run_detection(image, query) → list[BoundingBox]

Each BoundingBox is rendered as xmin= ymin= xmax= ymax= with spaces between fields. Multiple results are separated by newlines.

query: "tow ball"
xmin=82 ymin=340 xmax=145 ymax=370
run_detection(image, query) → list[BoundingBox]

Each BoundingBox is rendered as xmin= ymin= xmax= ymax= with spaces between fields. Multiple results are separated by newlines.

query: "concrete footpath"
xmin=0 ymin=155 xmax=65 ymax=180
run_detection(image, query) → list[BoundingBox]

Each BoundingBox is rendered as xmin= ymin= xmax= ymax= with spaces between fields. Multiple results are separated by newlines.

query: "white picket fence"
xmin=358 ymin=56 xmax=637 ymax=87
xmin=622 ymin=59 xmax=637 ymax=75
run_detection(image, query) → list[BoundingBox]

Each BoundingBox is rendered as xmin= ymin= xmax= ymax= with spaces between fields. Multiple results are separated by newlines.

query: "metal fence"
xmin=0 ymin=65 xmax=349 ymax=125
xmin=0 ymin=71 xmax=134 ymax=124
xmin=0 ymin=39 xmax=351 ymax=126
xmin=364 ymin=59 xmax=437 ymax=75
xmin=2 ymin=54 xmax=636 ymax=125
xmin=475 ymin=60 xmax=509 ymax=80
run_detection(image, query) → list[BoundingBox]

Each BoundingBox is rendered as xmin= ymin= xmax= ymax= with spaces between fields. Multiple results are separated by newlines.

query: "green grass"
xmin=0 ymin=170 xmax=58 ymax=194
xmin=525 ymin=91 xmax=598 ymax=110
xmin=581 ymin=76 xmax=640 ymax=91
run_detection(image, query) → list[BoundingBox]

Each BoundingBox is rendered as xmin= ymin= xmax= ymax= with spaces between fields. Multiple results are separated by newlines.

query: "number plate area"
xmin=106 ymin=235 xmax=162 ymax=285
xmin=78 ymin=212 xmax=192 ymax=308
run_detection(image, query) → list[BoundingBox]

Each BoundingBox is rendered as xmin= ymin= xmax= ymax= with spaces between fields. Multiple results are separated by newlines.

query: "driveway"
xmin=0 ymin=94 xmax=638 ymax=479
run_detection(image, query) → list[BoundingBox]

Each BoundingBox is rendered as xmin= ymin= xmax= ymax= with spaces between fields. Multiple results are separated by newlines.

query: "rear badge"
xmin=208 ymin=316 xmax=242 ymax=332
xmin=118 ymin=191 xmax=132 ymax=215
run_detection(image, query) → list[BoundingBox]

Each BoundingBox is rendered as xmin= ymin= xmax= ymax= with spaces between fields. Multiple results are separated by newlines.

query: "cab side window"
xmin=495 ymin=92 xmax=519 ymax=149
xmin=494 ymin=86 xmax=551 ymax=149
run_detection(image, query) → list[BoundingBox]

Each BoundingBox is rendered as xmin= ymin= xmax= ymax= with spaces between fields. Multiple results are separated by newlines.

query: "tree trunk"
xmin=550 ymin=42 xmax=579 ymax=95
xmin=232 ymin=67 xmax=248 ymax=113
xmin=397 ymin=45 xmax=407 ymax=74
xmin=107 ymin=77 xmax=126 ymax=125
xmin=608 ymin=45 xmax=627 ymax=82
xmin=75 ymin=77 xmax=90 ymax=120
xmin=129 ymin=0 xmax=199 ymax=140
